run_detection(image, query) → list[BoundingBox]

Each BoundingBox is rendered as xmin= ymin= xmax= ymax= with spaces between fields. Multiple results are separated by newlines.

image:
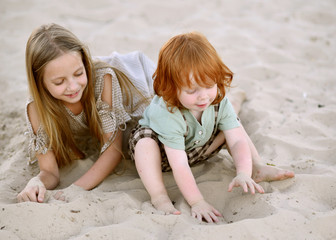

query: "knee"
xmin=134 ymin=137 xmax=161 ymax=158
xmin=136 ymin=137 xmax=159 ymax=149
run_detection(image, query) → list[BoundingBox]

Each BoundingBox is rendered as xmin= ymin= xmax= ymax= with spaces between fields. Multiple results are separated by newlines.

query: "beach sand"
xmin=0 ymin=0 xmax=335 ymax=239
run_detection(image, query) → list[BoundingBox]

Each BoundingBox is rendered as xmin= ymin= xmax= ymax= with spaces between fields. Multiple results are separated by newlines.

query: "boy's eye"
xmin=186 ymin=89 xmax=196 ymax=94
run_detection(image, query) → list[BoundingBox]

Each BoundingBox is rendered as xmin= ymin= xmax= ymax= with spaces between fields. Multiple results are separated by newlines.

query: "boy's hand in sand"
xmin=190 ymin=199 xmax=222 ymax=223
xmin=228 ymin=173 xmax=264 ymax=194
xmin=17 ymin=176 xmax=46 ymax=203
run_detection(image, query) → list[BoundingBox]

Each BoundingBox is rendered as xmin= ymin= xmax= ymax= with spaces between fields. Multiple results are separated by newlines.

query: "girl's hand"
xmin=228 ymin=173 xmax=264 ymax=194
xmin=49 ymin=184 xmax=86 ymax=202
xmin=190 ymin=199 xmax=222 ymax=223
xmin=17 ymin=177 xmax=46 ymax=203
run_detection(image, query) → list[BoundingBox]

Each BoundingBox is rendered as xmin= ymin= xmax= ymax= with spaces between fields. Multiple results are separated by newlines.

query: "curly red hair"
xmin=153 ymin=32 xmax=233 ymax=112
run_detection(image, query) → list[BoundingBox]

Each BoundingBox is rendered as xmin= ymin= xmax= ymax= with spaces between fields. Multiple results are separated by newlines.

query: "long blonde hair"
xmin=26 ymin=23 xmax=102 ymax=167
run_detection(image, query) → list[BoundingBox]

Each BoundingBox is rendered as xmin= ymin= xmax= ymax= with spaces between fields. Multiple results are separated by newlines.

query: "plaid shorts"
xmin=129 ymin=125 xmax=224 ymax=172
xmin=128 ymin=104 xmax=226 ymax=172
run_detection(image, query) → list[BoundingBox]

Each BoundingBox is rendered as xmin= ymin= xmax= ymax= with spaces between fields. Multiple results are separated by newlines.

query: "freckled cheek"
xmin=210 ymin=89 xmax=218 ymax=100
xmin=80 ymin=77 xmax=88 ymax=88
xmin=48 ymin=88 xmax=66 ymax=99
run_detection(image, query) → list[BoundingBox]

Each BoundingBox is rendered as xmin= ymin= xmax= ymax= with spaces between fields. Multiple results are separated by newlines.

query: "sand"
xmin=0 ymin=0 xmax=335 ymax=239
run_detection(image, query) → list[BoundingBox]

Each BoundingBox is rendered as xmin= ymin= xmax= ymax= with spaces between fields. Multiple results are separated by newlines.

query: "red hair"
xmin=153 ymin=32 xmax=233 ymax=112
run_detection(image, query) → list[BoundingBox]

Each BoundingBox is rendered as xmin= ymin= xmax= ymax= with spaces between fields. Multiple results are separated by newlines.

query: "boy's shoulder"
xmin=141 ymin=95 xmax=185 ymax=127
xmin=148 ymin=95 xmax=181 ymax=118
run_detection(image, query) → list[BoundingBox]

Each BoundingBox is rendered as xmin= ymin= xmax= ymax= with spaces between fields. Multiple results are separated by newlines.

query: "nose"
xmin=198 ymin=88 xmax=208 ymax=100
xmin=67 ymin=77 xmax=78 ymax=91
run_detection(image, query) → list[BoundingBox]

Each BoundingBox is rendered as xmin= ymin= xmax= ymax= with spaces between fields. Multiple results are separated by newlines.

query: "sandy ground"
xmin=0 ymin=0 xmax=335 ymax=239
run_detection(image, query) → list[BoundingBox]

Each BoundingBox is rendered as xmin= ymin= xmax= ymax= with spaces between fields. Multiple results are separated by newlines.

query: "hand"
xmin=48 ymin=184 xmax=86 ymax=203
xmin=17 ymin=177 xmax=46 ymax=203
xmin=228 ymin=173 xmax=264 ymax=194
xmin=190 ymin=199 xmax=222 ymax=223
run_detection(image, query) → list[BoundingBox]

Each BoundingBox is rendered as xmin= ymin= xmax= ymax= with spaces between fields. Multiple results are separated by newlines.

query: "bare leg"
xmin=228 ymin=89 xmax=295 ymax=182
xmin=241 ymin=123 xmax=295 ymax=182
xmin=134 ymin=138 xmax=180 ymax=214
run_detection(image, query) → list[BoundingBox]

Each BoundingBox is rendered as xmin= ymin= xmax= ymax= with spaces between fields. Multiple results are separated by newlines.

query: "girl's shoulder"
xmin=95 ymin=66 xmax=115 ymax=76
xmin=95 ymin=67 xmax=117 ymax=84
xmin=94 ymin=66 xmax=118 ymax=98
xmin=26 ymin=98 xmax=40 ymax=134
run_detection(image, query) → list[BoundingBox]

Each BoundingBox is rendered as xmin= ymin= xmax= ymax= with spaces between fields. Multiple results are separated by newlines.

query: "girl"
xmin=129 ymin=32 xmax=295 ymax=223
xmin=17 ymin=23 xmax=154 ymax=203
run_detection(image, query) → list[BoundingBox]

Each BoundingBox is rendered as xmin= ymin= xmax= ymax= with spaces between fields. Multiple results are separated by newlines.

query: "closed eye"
xmin=74 ymin=71 xmax=83 ymax=77
xmin=54 ymin=79 xmax=65 ymax=86
xmin=185 ymin=89 xmax=196 ymax=94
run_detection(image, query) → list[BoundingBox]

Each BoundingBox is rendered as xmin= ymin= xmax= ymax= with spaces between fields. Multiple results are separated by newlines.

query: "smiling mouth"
xmin=196 ymin=103 xmax=208 ymax=108
xmin=66 ymin=90 xmax=80 ymax=98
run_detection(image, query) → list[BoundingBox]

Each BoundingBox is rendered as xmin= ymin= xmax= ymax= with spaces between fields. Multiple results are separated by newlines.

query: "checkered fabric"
xmin=129 ymin=104 xmax=225 ymax=172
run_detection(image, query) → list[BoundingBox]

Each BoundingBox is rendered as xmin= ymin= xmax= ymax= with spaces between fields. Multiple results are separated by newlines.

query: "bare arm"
xmin=224 ymin=126 xmax=264 ymax=194
xmin=37 ymin=150 xmax=60 ymax=189
xmin=74 ymin=73 xmax=122 ymax=190
xmin=164 ymin=146 xmax=222 ymax=222
xmin=17 ymin=103 xmax=60 ymax=202
xmin=73 ymin=129 xmax=122 ymax=190
xmin=28 ymin=102 xmax=60 ymax=189
xmin=164 ymin=146 xmax=203 ymax=205
xmin=224 ymin=126 xmax=252 ymax=176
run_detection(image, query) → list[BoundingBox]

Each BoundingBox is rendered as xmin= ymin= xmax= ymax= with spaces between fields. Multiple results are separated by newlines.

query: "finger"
xmin=21 ymin=193 xmax=31 ymax=202
xmin=197 ymin=213 xmax=203 ymax=222
xmin=241 ymin=182 xmax=248 ymax=193
xmin=209 ymin=212 xmax=219 ymax=223
xmin=20 ymin=193 xmax=30 ymax=202
xmin=203 ymin=213 xmax=213 ymax=223
xmin=247 ymin=182 xmax=255 ymax=194
xmin=27 ymin=189 xmax=39 ymax=202
xmin=173 ymin=210 xmax=181 ymax=215
xmin=38 ymin=188 xmax=46 ymax=203
xmin=17 ymin=194 xmax=24 ymax=203
xmin=228 ymin=181 xmax=235 ymax=192
xmin=212 ymin=208 xmax=223 ymax=217
xmin=254 ymin=183 xmax=265 ymax=194
xmin=53 ymin=191 xmax=64 ymax=200
xmin=27 ymin=194 xmax=38 ymax=202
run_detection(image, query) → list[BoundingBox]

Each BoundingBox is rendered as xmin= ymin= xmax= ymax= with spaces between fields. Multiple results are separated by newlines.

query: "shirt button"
xmin=198 ymin=130 xmax=203 ymax=135
xmin=194 ymin=140 xmax=200 ymax=144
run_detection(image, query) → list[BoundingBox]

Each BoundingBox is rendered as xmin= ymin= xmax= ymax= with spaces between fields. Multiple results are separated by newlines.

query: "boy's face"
xmin=177 ymin=74 xmax=217 ymax=117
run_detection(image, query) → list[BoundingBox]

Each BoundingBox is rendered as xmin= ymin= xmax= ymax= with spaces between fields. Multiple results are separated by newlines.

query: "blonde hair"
xmin=26 ymin=23 xmax=146 ymax=167
xmin=153 ymin=32 xmax=233 ymax=112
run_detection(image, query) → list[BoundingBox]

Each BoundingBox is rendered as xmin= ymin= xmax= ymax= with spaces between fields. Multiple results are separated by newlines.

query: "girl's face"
xmin=43 ymin=51 xmax=87 ymax=108
xmin=177 ymin=74 xmax=217 ymax=117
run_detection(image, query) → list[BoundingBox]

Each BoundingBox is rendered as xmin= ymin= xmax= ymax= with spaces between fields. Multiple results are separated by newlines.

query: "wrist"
xmin=27 ymin=176 xmax=45 ymax=188
xmin=236 ymin=170 xmax=251 ymax=177
xmin=189 ymin=198 xmax=205 ymax=207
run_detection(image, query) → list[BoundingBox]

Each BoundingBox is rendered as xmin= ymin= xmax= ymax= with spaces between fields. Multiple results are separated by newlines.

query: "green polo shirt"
xmin=139 ymin=95 xmax=240 ymax=150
